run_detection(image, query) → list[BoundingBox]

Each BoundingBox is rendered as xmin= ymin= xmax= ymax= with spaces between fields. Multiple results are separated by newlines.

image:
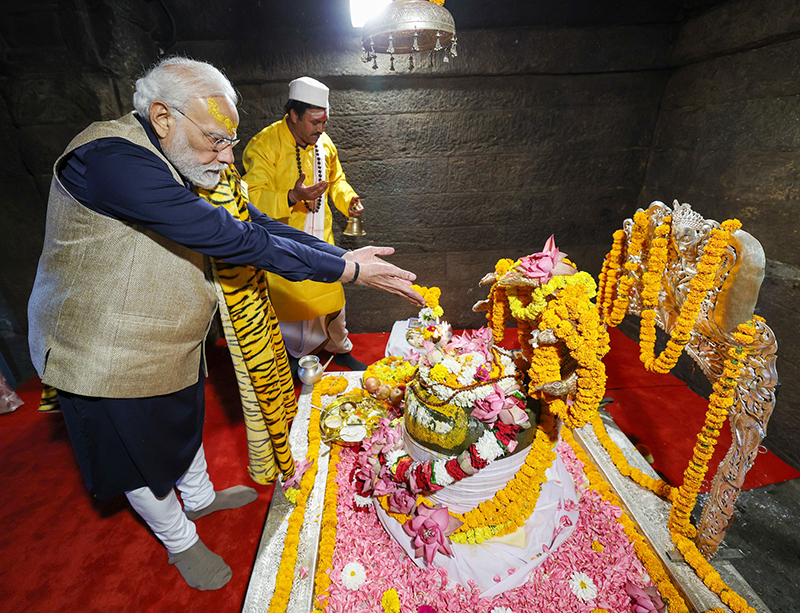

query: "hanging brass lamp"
xmin=361 ymin=0 xmax=457 ymax=71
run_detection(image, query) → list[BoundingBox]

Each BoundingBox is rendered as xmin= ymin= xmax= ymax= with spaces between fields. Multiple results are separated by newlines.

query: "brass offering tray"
xmin=320 ymin=394 xmax=387 ymax=446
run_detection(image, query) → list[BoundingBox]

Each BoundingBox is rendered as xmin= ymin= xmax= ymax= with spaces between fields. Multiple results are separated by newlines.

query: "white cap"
xmin=288 ymin=77 xmax=330 ymax=111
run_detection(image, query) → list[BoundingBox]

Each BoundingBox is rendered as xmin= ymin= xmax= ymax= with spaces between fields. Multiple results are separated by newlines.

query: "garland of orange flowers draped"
xmin=562 ymin=427 xmax=691 ymax=613
xmin=586 ymin=317 xmax=760 ymax=613
xmin=597 ymin=229 xmax=626 ymax=322
xmin=640 ymin=218 xmax=742 ymax=374
xmin=486 ymin=258 xmax=514 ymax=343
xmin=313 ymin=442 xmax=342 ymax=610
xmin=603 ymin=210 xmax=649 ymax=327
xmin=528 ymin=281 xmax=610 ymax=429
xmin=376 ymin=409 xmax=560 ymax=544
xmin=266 ymin=382 xmax=324 ymax=612
xmin=484 ymin=257 xmax=609 ymax=430
xmin=589 ymin=412 xmax=675 ymax=501
xmin=599 ymin=209 xmax=744 ymax=376
xmin=669 ymin=316 xmax=756 ymax=539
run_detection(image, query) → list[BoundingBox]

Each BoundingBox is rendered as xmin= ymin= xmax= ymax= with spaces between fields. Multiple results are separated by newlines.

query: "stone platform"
xmin=242 ymin=371 xmax=770 ymax=613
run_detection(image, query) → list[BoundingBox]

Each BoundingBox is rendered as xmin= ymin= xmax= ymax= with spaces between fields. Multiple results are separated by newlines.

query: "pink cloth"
xmin=0 ymin=373 xmax=23 ymax=414
xmin=374 ymin=445 xmax=579 ymax=598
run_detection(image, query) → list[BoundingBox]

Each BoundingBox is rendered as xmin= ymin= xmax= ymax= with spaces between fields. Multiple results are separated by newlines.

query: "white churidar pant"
xmin=280 ymin=307 xmax=352 ymax=358
xmin=124 ymin=443 xmax=216 ymax=554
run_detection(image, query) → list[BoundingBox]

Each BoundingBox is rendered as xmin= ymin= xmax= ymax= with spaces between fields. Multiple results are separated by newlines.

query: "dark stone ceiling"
xmin=150 ymin=0 xmax=731 ymax=45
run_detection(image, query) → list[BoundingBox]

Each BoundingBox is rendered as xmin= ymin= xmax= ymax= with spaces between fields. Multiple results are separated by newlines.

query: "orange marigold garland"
xmin=641 ymin=219 xmax=742 ymax=374
xmin=313 ymin=443 xmax=342 ymax=609
xmin=590 ymin=412 xmax=675 ymax=501
xmin=532 ymin=281 xmax=609 ymax=429
xmin=669 ymin=317 xmax=756 ymax=538
xmin=597 ymin=228 xmax=626 ymax=320
xmin=638 ymin=216 xmax=671 ymax=367
xmin=267 ymin=380 xmax=324 ymax=612
xmin=587 ymin=316 xmax=760 ymax=613
xmin=605 ymin=210 xmax=649 ymax=326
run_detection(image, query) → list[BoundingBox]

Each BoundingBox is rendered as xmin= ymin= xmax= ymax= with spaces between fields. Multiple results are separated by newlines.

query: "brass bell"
xmin=343 ymin=215 xmax=366 ymax=236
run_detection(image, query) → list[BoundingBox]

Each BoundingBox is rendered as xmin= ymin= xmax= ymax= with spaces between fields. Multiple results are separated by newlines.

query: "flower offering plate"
xmin=321 ymin=395 xmax=387 ymax=446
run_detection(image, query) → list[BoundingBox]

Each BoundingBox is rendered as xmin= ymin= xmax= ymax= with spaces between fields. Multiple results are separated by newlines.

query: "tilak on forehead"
xmin=206 ymin=97 xmax=238 ymax=136
xmin=305 ymin=108 xmax=328 ymax=121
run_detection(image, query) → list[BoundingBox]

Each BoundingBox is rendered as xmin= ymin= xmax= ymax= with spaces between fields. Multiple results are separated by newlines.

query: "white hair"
xmin=132 ymin=56 xmax=239 ymax=117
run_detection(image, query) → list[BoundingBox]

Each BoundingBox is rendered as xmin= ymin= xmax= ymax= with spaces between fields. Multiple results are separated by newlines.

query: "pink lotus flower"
xmin=626 ymin=582 xmax=666 ymax=613
xmin=388 ymin=487 xmax=417 ymax=515
xmin=444 ymin=328 xmax=491 ymax=360
xmin=472 ymin=383 xmax=522 ymax=423
xmin=281 ymin=457 xmax=314 ymax=491
xmin=518 ymin=235 xmax=577 ymax=283
xmin=403 ymin=505 xmax=462 ymax=565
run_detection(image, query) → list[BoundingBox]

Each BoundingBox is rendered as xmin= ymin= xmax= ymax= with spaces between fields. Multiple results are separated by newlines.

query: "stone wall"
xmin=0 ymin=0 xmax=676 ymax=385
xmin=639 ymin=0 xmax=800 ymax=468
xmin=175 ymin=21 xmax=675 ymax=333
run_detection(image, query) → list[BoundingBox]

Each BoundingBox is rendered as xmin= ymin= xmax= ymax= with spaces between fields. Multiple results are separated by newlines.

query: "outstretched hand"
xmin=343 ymin=247 xmax=425 ymax=306
xmin=344 ymin=245 xmax=396 ymax=265
xmin=290 ymin=172 xmax=328 ymax=212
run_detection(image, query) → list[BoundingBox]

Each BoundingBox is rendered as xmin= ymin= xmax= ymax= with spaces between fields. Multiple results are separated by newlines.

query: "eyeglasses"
xmin=171 ymin=107 xmax=240 ymax=152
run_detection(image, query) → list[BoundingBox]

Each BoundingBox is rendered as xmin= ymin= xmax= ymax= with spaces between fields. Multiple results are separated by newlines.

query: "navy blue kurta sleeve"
xmin=58 ymin=133 xmax=346 ymax=283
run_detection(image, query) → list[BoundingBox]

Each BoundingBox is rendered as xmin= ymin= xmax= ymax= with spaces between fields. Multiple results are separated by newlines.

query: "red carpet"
xmin=601 ymin=328 xmax=800 ymax=491
xmin=1 ymin=328 xmax=797 ymax=612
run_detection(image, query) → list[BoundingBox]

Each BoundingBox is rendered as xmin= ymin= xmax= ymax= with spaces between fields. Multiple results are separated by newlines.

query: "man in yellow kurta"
xmin=242 ymin=77 xmax=366 ymax=372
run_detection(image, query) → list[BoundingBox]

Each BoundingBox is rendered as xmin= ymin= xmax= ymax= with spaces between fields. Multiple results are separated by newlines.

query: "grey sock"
xmin=184 ymin=485 xmax=258 ymax=521
xmin=168 ymin=539 xmax=232 ymax=591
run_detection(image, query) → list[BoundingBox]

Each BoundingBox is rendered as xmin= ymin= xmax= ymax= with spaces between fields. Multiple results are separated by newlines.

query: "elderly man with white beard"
xmin=27 ymin=56 xmax=423 ymax=591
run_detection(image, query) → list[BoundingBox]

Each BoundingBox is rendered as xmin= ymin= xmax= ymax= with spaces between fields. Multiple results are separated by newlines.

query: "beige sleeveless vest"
xmin=28 ymin=112 xmax=218 ymax=398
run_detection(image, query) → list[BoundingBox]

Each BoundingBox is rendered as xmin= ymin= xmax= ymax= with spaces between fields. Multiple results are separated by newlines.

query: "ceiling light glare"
xmin=350 ymin=0 xmax=391 ymax=28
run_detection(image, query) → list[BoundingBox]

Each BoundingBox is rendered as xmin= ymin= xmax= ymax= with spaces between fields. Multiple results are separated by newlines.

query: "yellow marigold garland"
xmin=638 ymin=216 xmax=671 ymax=367
xmin=313 ymin=441 xmax=342 ymax=609
xmin=590 ymin=412 xmax=675 ymax=501
xmin=562 ymin=427 xmax=691 ymax=613
xmin=531 ymin=281 xmax=609 ymax=429
xmin=588 ymin=316 xmax=761 ymax=613
xmin=597 ymin=229 xmax=626 ymax=321
xmin=267 ymin=381 xmax=324 ymax=612
xmin=668 ymin=317 xmax=755 ymax=540
xmin=641 ymin=219 xmax=742 ymax=374
xmin=506 ymin=271 xmax=597 ymax=323
xmin=488 ymin=284 xmax=509 ymax=343
xmin=605 ymin=210 xmax=649 ymax=326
